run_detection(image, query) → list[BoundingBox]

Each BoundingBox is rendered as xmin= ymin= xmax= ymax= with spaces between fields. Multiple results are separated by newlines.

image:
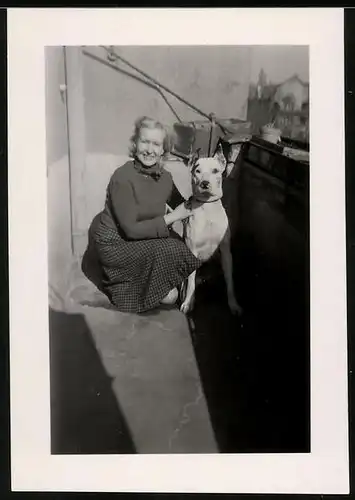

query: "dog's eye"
xmin=212 ymin=168 xmax=219 ymax=174
xmin=195 ymin=169 xmax=201 ymax=175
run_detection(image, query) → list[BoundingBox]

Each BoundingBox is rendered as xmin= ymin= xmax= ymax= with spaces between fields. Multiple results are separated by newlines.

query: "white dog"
xmin=180 ymin=145 xmax=243 ymax=315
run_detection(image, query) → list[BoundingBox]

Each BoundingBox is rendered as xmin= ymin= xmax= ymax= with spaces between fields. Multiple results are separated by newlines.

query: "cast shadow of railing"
xmin=186 ymin=264 xmax=248 ymax=453
xmin=49 ymin=306 xmax=136 ymax=454
xmin=187 ymin=234 xmax=310 ymax=454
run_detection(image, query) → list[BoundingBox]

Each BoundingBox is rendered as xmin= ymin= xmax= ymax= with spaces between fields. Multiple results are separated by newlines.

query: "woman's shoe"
xmin=161 ymin=287 xmax=178 ymax=305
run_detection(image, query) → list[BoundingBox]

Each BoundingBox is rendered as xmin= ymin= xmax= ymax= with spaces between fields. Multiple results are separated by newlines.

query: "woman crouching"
xmin=90 ymin=116 xmax=200 ymax=313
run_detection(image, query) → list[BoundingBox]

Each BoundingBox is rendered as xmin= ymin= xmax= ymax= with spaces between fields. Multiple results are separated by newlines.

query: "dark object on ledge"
xmin=280 ymin=135 xmax=309 ymax=152
xmin=172 ymin=119 xmax=252 ymax=160
xmin=245 ymin=136 xmax=308 ymax=190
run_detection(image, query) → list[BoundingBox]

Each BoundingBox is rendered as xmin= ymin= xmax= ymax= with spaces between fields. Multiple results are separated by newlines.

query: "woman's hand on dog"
xmin=164 ymin=200 xmax=194 ymax=226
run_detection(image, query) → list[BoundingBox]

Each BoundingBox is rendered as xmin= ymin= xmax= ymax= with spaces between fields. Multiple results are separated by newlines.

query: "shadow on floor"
xmin=49 ymin=307 xmax=136 ymax=454
xmin=187 ymin=271 xmax=247 ymax=453
xmin=188 ymin=239 xmax=310 ymax=454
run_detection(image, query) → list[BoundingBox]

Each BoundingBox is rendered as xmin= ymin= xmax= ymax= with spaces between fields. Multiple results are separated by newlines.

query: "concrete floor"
xmin=50 ymin=266 xmax=218 ymax=454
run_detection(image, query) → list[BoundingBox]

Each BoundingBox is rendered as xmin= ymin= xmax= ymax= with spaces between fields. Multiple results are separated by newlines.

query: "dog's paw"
xmin=180 ymin=300 xmax=192 ymax=314
xmin=228 ymin=296 xmax=243 ymax=316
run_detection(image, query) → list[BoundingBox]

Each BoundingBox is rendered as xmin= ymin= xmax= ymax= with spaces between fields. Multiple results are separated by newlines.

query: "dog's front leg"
xmin=180 ymin=270 xmax=196 ymax=314
xmin=220 ymin=239 xmax=243 ymax=315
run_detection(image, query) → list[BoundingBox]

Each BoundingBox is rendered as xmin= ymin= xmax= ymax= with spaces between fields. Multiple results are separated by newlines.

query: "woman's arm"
xmin=109 ymin=180 xmax=169 ymax=240
xmin=163 ymin=176 xmax=192 ymax=225
xmin=163 ymin=201 xmax=193 ymax=226
xmin=166 ymin=181 xmax=186 ymax=210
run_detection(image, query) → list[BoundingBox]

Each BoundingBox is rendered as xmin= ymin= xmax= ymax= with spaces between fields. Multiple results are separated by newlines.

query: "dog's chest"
xmin=184 ymin=202 xmax=229 ymax=261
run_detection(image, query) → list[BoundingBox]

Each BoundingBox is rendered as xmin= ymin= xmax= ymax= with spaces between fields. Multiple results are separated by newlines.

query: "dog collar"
xmin=191 ymin=196 xmax=222 ymax=203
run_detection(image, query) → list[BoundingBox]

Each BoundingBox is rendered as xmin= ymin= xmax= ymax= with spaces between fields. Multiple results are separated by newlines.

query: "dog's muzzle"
xmin=199 ymin=180 xmax=210 ymax=190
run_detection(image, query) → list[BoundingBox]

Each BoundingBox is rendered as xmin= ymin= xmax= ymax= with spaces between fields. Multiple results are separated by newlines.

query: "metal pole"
xmin=64 ymin=46 xmax=87 ymax=258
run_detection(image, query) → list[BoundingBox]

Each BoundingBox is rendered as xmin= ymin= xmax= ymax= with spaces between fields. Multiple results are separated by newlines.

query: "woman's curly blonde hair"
xmin=129 ymin=116 xmax=172 ymax=161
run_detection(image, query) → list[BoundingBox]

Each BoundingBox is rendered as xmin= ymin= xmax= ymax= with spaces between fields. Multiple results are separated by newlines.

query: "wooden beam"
xmin=64 ymin=47 xmax=87 ymax=257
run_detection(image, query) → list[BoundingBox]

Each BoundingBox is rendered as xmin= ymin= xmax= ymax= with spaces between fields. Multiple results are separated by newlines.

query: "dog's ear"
xmin=188 ymin=148 xmax=201 ymax=170
xmin=213 ymin=143 xmax=227 ymax=171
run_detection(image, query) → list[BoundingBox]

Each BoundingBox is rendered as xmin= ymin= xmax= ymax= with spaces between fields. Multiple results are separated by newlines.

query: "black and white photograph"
xmin=8 ymin=8 xmax=348 ymax=494
xmin=47 ymin=44 xmax=310 ymax=456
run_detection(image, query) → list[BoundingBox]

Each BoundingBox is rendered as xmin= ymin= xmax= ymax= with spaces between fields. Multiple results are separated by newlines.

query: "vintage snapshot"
xmin=48 ymin=44 xmax=311 ymax=456
xmin=8 ymin=8 xmax=348 ymax=494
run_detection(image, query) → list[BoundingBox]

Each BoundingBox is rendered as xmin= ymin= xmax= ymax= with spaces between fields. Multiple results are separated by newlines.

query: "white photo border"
xmin=8 ymin=7 xmax=348 ymax=494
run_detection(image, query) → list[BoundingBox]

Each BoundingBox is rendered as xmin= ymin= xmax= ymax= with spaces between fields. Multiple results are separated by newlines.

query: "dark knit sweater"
xmin=99 ymin=160 xmax=181 ymax=240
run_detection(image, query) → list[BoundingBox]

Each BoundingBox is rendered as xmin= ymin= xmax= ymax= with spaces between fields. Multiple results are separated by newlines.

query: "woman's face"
xmin=136 ymin=127 xmax=165 ymax=167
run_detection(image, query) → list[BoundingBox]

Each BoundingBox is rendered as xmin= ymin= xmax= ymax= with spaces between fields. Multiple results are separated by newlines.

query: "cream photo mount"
xmin=8 ymin=7 xmax=348 ymax=494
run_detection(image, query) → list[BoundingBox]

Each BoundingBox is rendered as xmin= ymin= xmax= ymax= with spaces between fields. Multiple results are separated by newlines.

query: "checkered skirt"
xmin=92 ymin=220 xmax=201 ymax=313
